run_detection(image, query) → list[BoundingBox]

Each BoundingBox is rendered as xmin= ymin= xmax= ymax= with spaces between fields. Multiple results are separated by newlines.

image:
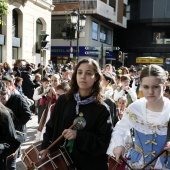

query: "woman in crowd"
xmin=3 ymin=62 xmax=13 ymax=75
xmin=107 ymin=65 xmax=170 ymax=169
xmin=13 ymin=59 xmax=22 ymax=77
xmin=40 ymin=58 xmax=113 ymax=170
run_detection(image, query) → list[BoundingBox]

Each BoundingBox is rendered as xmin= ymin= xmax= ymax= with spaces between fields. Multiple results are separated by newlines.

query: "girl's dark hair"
xmin=66 ymin=58 xmax=103 ymax=103
xmin=140 ymin=65 xmax=166 ymax=83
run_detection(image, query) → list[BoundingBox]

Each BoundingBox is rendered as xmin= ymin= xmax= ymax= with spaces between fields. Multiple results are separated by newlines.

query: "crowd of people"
xmin=1 ymin=58 xmax=170 ymax=169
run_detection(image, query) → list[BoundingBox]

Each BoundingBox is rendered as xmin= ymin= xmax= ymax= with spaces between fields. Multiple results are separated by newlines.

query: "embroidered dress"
xmin=107 ymin=97 xmax=170 ymax=169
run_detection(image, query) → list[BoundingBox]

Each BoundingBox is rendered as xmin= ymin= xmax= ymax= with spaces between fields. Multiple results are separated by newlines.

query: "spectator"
xmin=0 ymin=81 xmax=32 ymax=169
xmin=21 ymin=66 xmax=36 ymax=100
xmin=114 ymin=75 xmax=137 ymax=106
xmin=0 ymin=103 xmax=20 ymax=170
xmin=3 ymin=62 xmax=13 ymax=75
xmin=33 ymin=77 xmax=50 ymax=123
xmin=14 ymin=77 xmax=34 ymax=107
xmin=13 ymin=59 xmax=22 ymax=77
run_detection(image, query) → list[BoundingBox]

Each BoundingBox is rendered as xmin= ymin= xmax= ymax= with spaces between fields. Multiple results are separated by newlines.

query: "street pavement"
xmin=16 ymin=115 xmax=38 ymax=170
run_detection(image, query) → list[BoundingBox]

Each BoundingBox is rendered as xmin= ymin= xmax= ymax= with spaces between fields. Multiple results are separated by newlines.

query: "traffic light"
xmin=38 ymin=30 xmax=49 ymax=50
xmin=118 ymin=51 xmax=122 ymax=62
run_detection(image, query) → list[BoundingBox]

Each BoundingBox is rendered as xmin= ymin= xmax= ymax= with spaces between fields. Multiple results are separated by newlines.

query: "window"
xmin=51 ymin=19 xmax=66 ymax=39
xmin=153 ymin=31 xmax=170 ymax=44
xmin=36 ymin=19 xmax=43 ymax=53
xmin=100 ymin=25 xmax=112 ymax=44
xmin=12 ymin=10 xmax=18 ymax=37
xmin=123 ymin=4 xmax=127 ymax=17
xmin=92 ymin=21 xmax=98 ymax=40
xmin=109 ymin=0 xmax=116 ymax=9
xmin=100 ymin=25 xmax=106 ymax=43
xmin=12 ymin=47 xmax=18 ymax=60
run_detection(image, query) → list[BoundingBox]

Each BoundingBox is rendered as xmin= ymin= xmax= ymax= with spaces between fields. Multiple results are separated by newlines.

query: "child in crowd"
xmin=117 ymin=96 xmax=128 ymax=120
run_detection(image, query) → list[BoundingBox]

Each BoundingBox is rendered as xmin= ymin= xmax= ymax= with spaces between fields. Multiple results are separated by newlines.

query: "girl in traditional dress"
xmin=107 ymin=64 xmax=170 ymax=169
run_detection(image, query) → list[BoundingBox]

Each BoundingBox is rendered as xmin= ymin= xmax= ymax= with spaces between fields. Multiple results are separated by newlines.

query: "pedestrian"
xmin=40 ymin=58 xmax=113 ymax=170
xmin=33 ymin=77 xmax=50 ymax=123
xmin=0 ymin=103 xmax=20 ymax=170
xmin=107 ymin=64 xmax=170 ymax=169
xmin=0 ymin=81 xmax=32 ymax=169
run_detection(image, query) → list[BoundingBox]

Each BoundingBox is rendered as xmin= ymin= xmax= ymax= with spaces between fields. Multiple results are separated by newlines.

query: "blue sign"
xmin=105 ymin=50 xmax=115 ymax=60
xmin=51 ymin=46 xmax=99 ymax=57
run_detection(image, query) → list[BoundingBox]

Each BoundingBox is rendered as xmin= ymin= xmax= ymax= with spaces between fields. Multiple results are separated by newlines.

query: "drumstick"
xmin=40 ymin=121 xmax=78 ymax=157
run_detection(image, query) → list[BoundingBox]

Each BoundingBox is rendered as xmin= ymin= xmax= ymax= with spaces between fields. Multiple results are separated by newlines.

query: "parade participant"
xmin=107 ymin=64 xmax=170 ymax=169
xmin=40 ymin=58 xmax=113 ymax=170
xmin=0 ymin=103 xmax=20 ymax=170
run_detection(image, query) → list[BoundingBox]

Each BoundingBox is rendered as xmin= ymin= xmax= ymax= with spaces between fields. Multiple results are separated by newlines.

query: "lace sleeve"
xmin=107 ymin=111 xmax=132 ymax=156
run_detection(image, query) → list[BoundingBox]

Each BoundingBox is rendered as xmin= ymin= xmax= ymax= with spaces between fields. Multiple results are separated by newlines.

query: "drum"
xmin=21 ymin=141 xmax=42 ymax=168
xmin=108 ymin=156 xmax=126 ymax=170
xmin=30 ymin=147 xmax=77 ymax=170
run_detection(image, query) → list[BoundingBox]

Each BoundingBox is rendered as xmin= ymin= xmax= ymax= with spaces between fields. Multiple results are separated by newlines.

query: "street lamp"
xmin=70 ymin=9 xmax=86 ymax=63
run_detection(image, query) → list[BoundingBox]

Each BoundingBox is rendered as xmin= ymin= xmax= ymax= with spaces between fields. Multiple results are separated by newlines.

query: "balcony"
xmin=52 ymin=0 xmax=116 ymax=24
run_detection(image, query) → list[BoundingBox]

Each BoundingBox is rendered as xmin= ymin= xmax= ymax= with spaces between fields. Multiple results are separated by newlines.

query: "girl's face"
xmin=51 ymin=75 xmax=60 ymax=88
xmin=118 ymin=98 xmax=126 ymax=109
xmin=141 ymin=76 xmax=164 ymax=103
xmin=76 ymin=63 xmax=97 ymax=95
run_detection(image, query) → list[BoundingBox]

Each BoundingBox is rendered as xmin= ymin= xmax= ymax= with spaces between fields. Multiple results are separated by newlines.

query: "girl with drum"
xmin=40 ymin=58 xmax=113 ymax=170
xmin=107 ymin=65 xmax=170 ymax=169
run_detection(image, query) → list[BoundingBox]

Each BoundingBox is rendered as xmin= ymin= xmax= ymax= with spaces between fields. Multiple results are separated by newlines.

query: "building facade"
xmin=114 ymin=0 xmax=170 ymax=69
xmin=0 ymin=0 xmax=53 ymax=67
xmin=51 ymin=0 xmax=128 ymax=68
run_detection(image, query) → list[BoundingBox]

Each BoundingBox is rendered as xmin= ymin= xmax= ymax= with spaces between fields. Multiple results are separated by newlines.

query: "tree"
xmin=0 ymin=0 xmax=8 ymax=25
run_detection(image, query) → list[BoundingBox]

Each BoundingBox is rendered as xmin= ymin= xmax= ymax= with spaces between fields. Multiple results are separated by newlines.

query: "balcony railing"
xmin=53 ymin=0 xmax=79 ymax=2
xmin=53 ymin=0 xmax=97 ymax=10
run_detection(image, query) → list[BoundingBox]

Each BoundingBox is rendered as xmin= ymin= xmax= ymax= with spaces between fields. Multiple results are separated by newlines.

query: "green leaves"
xmin=0 ymin=0 xmax=8 ymax=25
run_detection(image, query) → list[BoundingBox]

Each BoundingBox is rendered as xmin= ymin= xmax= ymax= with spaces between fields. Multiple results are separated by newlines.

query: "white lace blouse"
xmin=107 ymin=97 xmax=170 ymax=156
